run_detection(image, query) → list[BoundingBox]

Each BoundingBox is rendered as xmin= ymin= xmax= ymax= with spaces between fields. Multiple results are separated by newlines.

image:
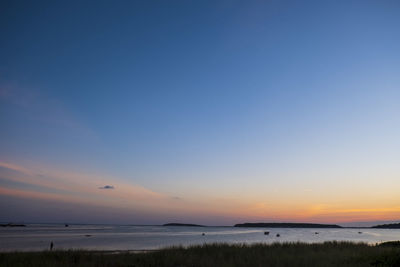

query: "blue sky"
xmin=1 ymin=0 xmax=400 ymax=225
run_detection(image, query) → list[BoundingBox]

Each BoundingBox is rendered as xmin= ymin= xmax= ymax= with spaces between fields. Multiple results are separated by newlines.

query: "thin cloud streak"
xmin=0 ymin=84 xmax=97 ymax=138
xmin=2 ymin=161 xmax=400 ymax=224
xmin=0 ymin=161 xmax=35 ymax=176
xmin=0 ymin=161 xmax=256 ymax=223
xmin=0 ymin=161 xmax=166 ymax=207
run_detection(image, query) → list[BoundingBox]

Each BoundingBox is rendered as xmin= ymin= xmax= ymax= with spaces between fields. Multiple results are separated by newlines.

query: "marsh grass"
xmin=1 ymin=241 xmax=400 ymax=267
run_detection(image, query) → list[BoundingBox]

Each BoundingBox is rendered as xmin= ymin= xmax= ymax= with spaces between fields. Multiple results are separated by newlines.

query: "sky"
xmin=1 ymin=0 xmax=400 ymax=226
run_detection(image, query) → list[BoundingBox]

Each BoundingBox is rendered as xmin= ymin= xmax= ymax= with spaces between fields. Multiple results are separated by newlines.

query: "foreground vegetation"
xmin=1 ymin=241 xmax=400 ymax=267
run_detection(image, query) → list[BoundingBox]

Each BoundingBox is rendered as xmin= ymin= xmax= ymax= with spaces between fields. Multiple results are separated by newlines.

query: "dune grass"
xmin=1 ymin=241 xmax=400 ymax=267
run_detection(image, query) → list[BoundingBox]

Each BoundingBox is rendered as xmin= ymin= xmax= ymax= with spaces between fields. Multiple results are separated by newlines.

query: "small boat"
xmin=264 ymin=231 xmax=269 ymax=235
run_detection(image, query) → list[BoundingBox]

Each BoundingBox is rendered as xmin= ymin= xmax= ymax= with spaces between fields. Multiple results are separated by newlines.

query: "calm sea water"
xmin=1 ymin=224 xmax=399 ymax=252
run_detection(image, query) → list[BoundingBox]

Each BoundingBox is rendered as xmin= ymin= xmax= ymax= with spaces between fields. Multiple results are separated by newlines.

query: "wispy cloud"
xmin=4 ymin=160 xmax=397 ymax=224
xmin=0 ymin=161 xmax=166 ymax=209
xmin=0 ymin=83 xmax=96 ymax=138
xmin=0 ymin=160 xmax=254 ymax=223
xmin=99 ymin=185 xmax=114 ymax=189
xmin=0 ymin=161 xmax=34 ymax=176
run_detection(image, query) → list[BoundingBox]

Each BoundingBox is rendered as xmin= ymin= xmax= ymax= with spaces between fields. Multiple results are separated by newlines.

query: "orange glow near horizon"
xmin=1 ymin=160 xmax=400 ymax=225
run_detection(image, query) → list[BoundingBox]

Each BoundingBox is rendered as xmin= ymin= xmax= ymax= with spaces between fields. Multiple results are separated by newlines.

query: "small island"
xmin=0 ymin=223 xmax=26 ymax=227
xmin=234 ymin=223 xmax=342 ymax=228
xmin=372 ymin=223 xmax=400 ymax=229
xmin=163 ymin=223 xmax=205 ymax=227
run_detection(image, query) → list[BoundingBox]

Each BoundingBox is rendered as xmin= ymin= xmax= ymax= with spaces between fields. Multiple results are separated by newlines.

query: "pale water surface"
xmin=1 ymin=224 xmax=400 ymax=252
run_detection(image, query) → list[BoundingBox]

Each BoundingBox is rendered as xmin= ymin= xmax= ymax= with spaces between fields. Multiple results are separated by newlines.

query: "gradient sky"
xmin=1 ymin=0 xmax=400 ymax=226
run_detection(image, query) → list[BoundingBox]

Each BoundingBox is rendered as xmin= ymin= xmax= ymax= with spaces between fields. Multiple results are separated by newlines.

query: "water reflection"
xmin=1 ymin=224 xmax=399 ymax=251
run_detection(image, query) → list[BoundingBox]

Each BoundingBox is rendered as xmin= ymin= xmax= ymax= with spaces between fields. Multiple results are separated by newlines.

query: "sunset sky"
xmin=1 ymin=0 xmax=400 ymax=226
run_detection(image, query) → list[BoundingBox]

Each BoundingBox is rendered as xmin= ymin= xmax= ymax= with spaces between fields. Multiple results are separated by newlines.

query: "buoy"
xmin=202 ymin=233 xmax=205 ymax=236
xmin=276 ymin=234 xmax=280 ymax=237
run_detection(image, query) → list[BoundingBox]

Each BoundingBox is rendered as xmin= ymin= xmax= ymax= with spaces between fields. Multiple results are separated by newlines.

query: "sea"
xmin=1 ymin=224 xmax=400 ymax=252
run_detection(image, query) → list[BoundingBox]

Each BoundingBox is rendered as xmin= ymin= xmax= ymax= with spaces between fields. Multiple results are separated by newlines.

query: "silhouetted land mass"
xmin=372 ymin=223 xmax=400 ymax=229
xmin=163 ymin=223 xmax=205 ymax=227
xmin=235 ymin=223 xmax=342 ymax=228
xmin=379 ymin=241 xmax=400 ymax=247
xmin=0 ymin=223 xmax=26 ymax=227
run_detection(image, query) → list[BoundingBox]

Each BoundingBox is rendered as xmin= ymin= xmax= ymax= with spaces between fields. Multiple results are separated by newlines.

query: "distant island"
xmin=234 ymin=223 xmax=342 ymax=228
xmin=371 ymin=223 xmax=400 ymax=229
xmin=162 ymin=222 xmax=400 ymax=228
xmin=163 ymin=223 xmax=205 ymax=227
xmin=0 ymin=223 xmax=26 ymax=227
